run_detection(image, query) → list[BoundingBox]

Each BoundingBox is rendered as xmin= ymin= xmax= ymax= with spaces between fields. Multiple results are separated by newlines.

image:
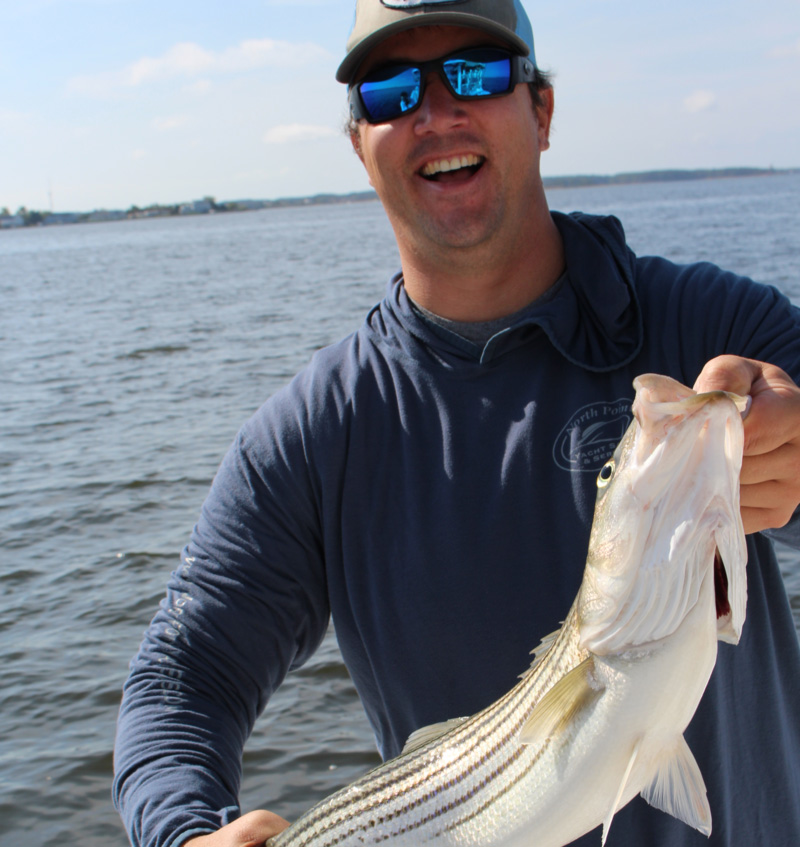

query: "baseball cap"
xmin=336 ymin=0 xmax=536 ymax=83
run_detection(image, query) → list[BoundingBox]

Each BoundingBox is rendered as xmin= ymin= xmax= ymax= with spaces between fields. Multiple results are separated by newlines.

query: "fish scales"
xmin=267 ymin=375 xmax=748 ymax=847
xmin=273 ymin=608 xmax=587 ymax=847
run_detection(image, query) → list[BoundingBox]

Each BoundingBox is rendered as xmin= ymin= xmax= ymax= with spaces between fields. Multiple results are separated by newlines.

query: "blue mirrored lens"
xmin=360 ymin=66 xmax=421 ymax=123
xmin=355 ymin=49 xmax=516 ymax=123
xmin=443 ymin=54 xmax=511 ymax=97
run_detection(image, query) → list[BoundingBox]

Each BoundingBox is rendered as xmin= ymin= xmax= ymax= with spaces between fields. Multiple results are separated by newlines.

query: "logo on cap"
xmin=381 ymin=0 xmax=467 ymax=8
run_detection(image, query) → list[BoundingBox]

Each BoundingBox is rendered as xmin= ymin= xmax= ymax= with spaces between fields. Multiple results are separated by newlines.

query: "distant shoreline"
xmin=2 ymin=166 xmax=797 ymax=229
xmin=542 ymin=166 xmax=799 ymax=190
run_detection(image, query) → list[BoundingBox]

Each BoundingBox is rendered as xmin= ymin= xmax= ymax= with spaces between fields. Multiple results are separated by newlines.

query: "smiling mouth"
xmin=420 ymin=154 xmax=484 ymax=181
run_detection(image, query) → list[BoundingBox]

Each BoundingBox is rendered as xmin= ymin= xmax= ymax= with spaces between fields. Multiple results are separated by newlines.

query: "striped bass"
xmin=268 ymin=374 xmax=749 ymax=847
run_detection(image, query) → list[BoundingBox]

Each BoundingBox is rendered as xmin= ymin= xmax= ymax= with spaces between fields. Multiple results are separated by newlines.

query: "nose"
xmin=413 ymin=72 xmax=468 ymax=134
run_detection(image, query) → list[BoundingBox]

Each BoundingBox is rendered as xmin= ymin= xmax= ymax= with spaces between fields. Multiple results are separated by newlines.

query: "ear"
xmin=536 ymin=87 xmax=555 ymax=152
xmin=350 ymin=125 xmax=364 ymax=163
xmin=350 ymin=124 xmax=375 ymax=187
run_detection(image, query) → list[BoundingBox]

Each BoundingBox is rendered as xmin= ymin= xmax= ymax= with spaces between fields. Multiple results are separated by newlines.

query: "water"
xmin=1 ymin=174 xmax=798 ymax=846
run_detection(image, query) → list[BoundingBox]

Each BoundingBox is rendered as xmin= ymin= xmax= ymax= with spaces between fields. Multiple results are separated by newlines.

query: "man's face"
xmin=351 ymin=25 xmax=553 ymax=262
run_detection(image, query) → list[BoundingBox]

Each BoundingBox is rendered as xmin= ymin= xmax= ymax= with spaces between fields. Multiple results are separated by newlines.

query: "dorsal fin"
xmin=520 ymin=628 xmax=561 ymax=678
xmin=401 ymin=717 xmax=470 ymax=756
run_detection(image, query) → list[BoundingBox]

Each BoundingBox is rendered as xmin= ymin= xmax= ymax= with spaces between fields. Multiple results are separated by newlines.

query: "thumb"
xmin=692 ymin=354 xmax=762 ymax=397
xmin=232 ymin=810 xmax=291 ymax=845
xmin=184 ymin=810 xmax=291 ymax=847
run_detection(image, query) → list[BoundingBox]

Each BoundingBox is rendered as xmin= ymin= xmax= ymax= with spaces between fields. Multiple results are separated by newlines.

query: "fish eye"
xmin=597 ymin=460 xmax=615 ymax=488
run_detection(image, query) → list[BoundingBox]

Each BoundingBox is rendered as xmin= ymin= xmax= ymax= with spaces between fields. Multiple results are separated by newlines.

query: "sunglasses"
xmin=349 ymin=47 xmax=536 ymax=124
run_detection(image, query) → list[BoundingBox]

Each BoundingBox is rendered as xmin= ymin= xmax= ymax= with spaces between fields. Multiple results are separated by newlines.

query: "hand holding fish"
xmin=182 ymin=810 xmax=289 ymax=847
xmin=693 ymin=355 xmax=800 ymax=534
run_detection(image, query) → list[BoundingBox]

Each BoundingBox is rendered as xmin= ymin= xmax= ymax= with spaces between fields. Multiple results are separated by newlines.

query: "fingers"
xmin=694 ymin=356 xmax=800 ymax=534
xmin=694 ymin=355 xmax=800 ymax=453
xmin=741 ymin=486 xmax=800 ymax=535
xmin=183 ymin=810 xmax=291 ymax=847
xmin=740 ymin=443 xmax=800 ymax=533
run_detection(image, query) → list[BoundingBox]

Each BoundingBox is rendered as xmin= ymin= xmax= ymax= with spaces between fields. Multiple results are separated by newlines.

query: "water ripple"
xmin=0 ymin=180 xmax=797 ymax=847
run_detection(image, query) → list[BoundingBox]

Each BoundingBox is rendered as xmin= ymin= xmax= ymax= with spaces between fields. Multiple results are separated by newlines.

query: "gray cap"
xmin=336 ymin=0 xmax=536 ymax=83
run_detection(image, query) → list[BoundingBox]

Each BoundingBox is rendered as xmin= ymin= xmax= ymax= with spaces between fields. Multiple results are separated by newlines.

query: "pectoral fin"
xmin=519 ymin=658 xmax=603 ymax=746
xmin=640 ymin=734 xmax=712 ymax=836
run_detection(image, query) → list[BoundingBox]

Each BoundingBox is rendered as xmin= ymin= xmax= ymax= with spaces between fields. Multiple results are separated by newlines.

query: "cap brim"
xmin=336 ymin=12 xmax=531 ymax=83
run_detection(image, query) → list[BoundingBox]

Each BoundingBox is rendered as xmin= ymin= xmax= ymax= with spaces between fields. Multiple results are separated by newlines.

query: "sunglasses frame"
xmin=348 ymin=47 xmax=537 ymax=124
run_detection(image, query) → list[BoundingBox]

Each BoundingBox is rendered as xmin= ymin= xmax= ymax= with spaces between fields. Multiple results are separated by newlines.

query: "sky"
xmin=1 ymin=0 xmax=798 ymax=213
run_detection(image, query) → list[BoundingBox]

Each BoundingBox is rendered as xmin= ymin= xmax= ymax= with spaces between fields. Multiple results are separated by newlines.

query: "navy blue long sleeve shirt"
xmin=113 ymin=212 xmax=800 ymax=847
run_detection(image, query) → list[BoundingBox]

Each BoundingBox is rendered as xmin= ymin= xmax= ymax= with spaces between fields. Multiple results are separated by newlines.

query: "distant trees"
xmin=10 ymin=206 xmax=45 ymax=225
xmin=126 ymin=203 xmax=181 ymax=218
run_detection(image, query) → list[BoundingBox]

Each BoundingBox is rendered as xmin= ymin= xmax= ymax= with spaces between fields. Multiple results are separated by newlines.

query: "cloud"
xmin=263 ymin=124 xmax=339 ymax=144
xmin=0 ymin=108 xmax=34 ymax=132
xmin=769 ymin=38 xmax=800 ymax=58
xmin=183 ymin=79 xmax=213 ymax=96
xmin=67 ymin=38 xmax=331 ymax=97
xmin=152 ymin=115 xmax=188 ymax=132
xmin=684 ymin=90 xmax=716 ymax=113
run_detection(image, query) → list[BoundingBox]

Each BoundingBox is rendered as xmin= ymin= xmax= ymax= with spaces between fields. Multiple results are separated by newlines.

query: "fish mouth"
xmin=419 ymin=153 xmax=485 ymax=182
xmin=713 ymin=550 xmax=731 ymax=621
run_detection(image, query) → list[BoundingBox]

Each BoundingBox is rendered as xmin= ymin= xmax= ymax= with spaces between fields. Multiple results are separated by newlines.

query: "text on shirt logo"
xmin=553 ymin=399 xmax=632 ymax=472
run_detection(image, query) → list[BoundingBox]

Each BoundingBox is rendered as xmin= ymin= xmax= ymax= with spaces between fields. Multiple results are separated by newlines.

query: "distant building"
xmin=0 ymin=214 xmax=24 ymax=229
xmin=42 ymin=212 xmax=81 ymax=226
xmin=129 ymin=207 xmax=173 ymax=218
xmin=179 ymin=199 xmax=214 ymax=215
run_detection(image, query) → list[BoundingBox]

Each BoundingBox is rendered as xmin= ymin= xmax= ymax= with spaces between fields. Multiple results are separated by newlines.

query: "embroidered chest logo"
xmin=553 ymin=398 xmax=633 ymax=472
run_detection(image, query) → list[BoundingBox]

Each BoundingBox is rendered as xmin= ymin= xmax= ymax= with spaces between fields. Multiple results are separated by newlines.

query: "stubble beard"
xmin=400 ymin=187 xmax=511 ymax=272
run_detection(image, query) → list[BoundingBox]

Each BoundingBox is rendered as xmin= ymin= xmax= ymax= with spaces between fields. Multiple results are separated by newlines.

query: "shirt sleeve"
xmin=113 ymin=387 xmax=331 ymax=847
xmin=765 ymin=506 xmax=800 ymax=548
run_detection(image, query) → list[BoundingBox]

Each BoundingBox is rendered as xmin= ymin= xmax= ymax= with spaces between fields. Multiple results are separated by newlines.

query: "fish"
xmin=267 ymin=374 xmax=749 ymax=847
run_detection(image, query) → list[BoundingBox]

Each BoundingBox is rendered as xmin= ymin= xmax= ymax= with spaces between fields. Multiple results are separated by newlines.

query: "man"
xmin=113 ymin=2 xmax=800 ymax=846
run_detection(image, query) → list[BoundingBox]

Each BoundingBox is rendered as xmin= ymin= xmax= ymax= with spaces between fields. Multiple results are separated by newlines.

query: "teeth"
xmin=421 ymin=154 xmax=481 ymax=177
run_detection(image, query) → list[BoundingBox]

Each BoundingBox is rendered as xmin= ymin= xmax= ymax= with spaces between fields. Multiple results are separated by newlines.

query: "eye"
xmin=597 ymin=460 xmax=615 ymax=488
